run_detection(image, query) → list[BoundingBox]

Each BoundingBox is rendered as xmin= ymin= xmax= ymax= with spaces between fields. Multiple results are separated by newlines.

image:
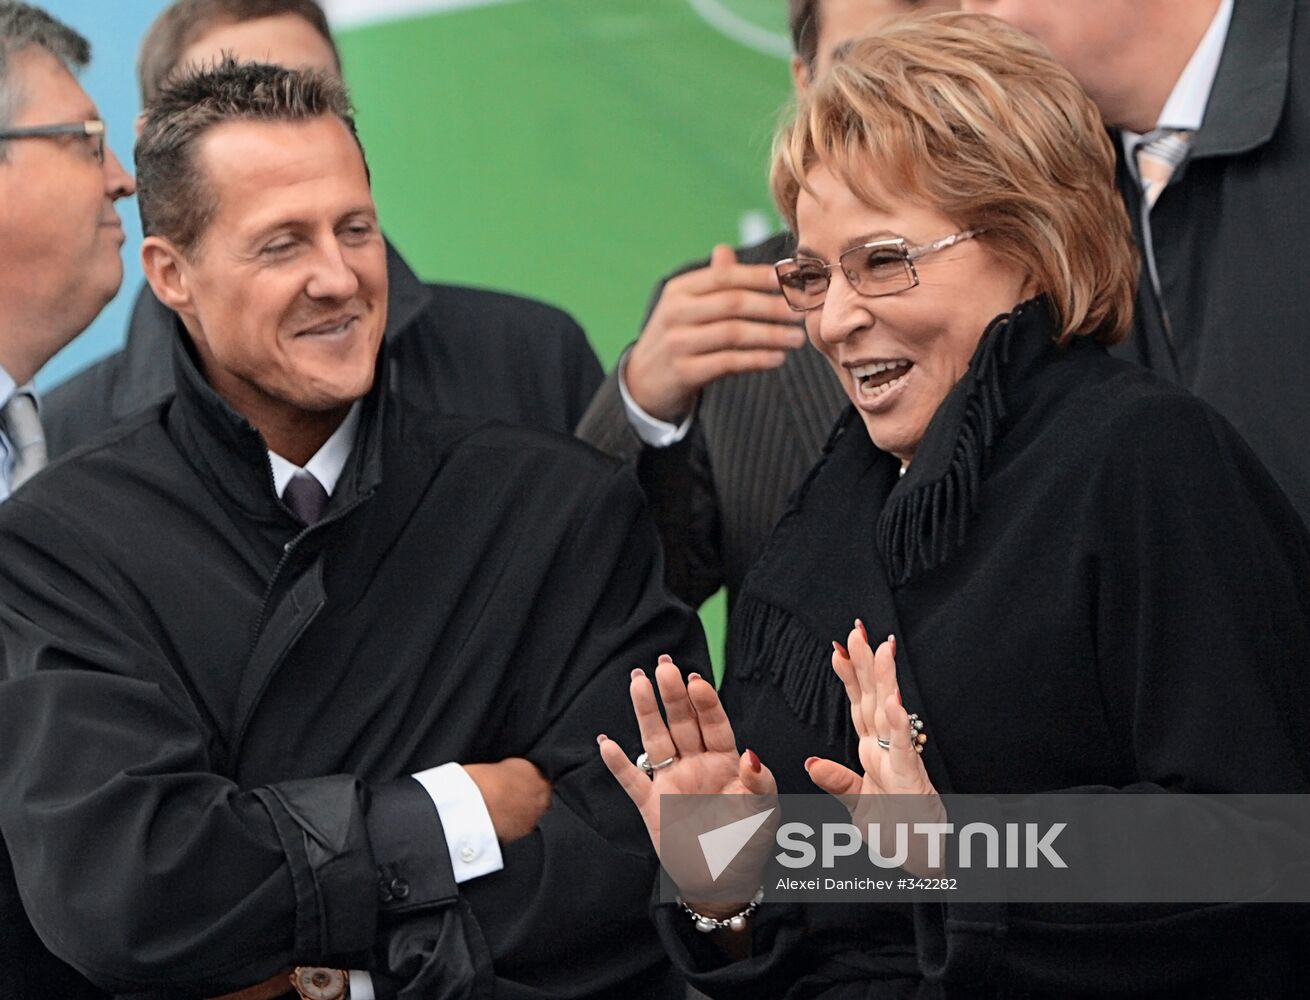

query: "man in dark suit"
xmin=577 ymin=0 xmax=954 ymax=610
xmin=963 ymin=0 xmax=1310 ymax=526
xmin=42 ymin=0 xmax=602 ymax=458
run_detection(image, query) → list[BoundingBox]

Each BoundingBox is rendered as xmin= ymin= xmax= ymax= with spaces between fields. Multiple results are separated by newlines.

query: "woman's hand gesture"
xmin=598 ymin=655 xmax=777 ymax=911
xmin=806 ymin=623 xmax=947 ymax=874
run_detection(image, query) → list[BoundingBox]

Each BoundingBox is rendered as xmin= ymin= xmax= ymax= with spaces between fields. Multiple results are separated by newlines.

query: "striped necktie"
xmin=1135 ymin=128 xmax=1194 ymax=209
xmin=2 ymin=392 xmax=47 ymax=491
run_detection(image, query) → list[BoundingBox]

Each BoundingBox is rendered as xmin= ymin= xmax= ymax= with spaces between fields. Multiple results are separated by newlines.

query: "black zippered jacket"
xmin=0 ymin=328 xmax=704 ymax=998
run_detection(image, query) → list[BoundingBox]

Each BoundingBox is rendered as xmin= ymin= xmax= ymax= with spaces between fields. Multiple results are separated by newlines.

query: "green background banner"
xmin=339 ymin=0 xmax=792 ymax=371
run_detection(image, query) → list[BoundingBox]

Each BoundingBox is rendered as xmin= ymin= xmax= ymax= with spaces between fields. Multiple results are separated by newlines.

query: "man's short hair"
xmin=0 ymin=1 xmax=90 ymax=152
xmin=137 ymin=59 xmax=362 ymax=256
xmin=138 ymin=0 xmax=339 ymax=106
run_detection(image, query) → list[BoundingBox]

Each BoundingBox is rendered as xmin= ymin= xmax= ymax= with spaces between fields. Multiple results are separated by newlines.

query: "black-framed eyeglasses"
xmin=0 ymin=119 xmax=106 ymax=163
xmin=774 ymin=229 xmax=984 ymax=312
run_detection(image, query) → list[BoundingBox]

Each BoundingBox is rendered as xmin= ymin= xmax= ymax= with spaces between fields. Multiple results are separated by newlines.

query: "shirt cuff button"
xmin=459 ymin=845 xmax=477 ymax=863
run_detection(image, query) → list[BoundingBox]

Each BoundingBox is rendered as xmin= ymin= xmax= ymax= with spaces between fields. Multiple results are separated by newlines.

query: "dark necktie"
xmin=282 ymin=471 xmax=329 ymax=526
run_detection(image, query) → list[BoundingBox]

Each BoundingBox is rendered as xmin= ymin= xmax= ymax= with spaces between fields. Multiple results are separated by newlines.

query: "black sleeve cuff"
xmin=365 ymin=778 xmax=459 ymax=918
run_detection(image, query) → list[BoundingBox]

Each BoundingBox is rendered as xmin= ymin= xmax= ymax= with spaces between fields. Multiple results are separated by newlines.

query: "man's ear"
xmin=142 ymin=235 xmax=197 ymax=318
xmin=791 ymin=54 xmax=812 ymax=95
xmin=133 ymin=112 xmax=146 ymax=140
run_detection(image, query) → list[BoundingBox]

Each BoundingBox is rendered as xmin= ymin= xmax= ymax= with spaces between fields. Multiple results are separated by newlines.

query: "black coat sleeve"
xmin=914 ymin=393 xmax=1310 ymax=992
xmin=369 ymin=457 xmax=711 ymax=999
xmin=0 ymin=499 xmax=463 ymax=996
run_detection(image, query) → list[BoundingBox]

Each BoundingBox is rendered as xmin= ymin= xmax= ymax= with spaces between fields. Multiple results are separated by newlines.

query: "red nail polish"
xmin=745 ymin=749 xmax=762 ymax=773
xmin=855 ymin=619 xmax=868 ymax=643
xmin=832 ymin=639 xmax=849 ymax=658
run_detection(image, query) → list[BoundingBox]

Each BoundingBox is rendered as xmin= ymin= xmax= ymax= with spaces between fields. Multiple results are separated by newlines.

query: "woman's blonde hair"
xmin=771 ymin=12 xmax=1137 ymax=344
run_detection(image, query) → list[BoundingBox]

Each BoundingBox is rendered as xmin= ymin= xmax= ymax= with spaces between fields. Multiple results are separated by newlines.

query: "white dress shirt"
xmin=617 ymin=350 xmax=695 ymax=447
xmin=267 ymin=403 xmax=503 ymax=1000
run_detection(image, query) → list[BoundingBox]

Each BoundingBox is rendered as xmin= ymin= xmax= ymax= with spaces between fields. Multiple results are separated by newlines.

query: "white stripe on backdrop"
xmin=322 ymin=0 xmax=528 ymax=29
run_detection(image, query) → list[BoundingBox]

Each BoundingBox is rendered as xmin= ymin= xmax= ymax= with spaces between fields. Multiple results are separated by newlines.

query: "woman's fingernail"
xmin=855 ymin=619 xmax=868 ymax=643
xmin=596 ymin=734 xmax=607 ymax=744
xmin=658 ymin=653 xmax=673 ymax=664
xmin=832 ymin=639 xmax=849 ymax=658
xmin=890 ymin=634 xmax=897 ymax=658
xmin=897 ymin=690 xmax=902 ymax=705
xmin=745 ymin=749 xmax=762 ymax=773
xmin=630 ymin=668 xmax=644 ymax=680
xmin=804 ymin=756 xmax=819 ymax=773
xmin=688 ymin=672 xmax=702 ymax=682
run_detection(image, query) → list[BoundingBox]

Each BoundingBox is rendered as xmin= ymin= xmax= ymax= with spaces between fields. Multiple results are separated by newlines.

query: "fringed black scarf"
xmin=726 ymin=296 xmax=1060 ymax=776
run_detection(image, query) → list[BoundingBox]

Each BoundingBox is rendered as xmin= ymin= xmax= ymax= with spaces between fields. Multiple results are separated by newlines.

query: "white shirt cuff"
xmin=348 ymin=970 xmax=375 ymax=999
xmin=617 ymin=353 xmax=694 ymax=447
xmin=412 ymin=763 xmax=504 ymax=883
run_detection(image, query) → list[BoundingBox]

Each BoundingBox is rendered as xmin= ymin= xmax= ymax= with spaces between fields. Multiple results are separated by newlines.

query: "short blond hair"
xmin=771 ymin=12 xmax=1136 ymax=344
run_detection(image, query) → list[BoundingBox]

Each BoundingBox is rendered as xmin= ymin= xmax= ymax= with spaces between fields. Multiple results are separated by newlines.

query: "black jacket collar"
xmin=165 ymin=317 xmax=387 ymax=524
xmin=1190 ymin=0 xmax=1292 ymax=159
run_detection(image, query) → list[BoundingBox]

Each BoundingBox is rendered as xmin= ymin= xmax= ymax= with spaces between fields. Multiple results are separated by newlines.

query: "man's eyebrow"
xmin=245 ymin=205 xmax=379 ymax=242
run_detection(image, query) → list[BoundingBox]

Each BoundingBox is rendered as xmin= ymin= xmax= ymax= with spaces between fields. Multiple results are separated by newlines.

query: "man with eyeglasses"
xmin=0 ymin=7 xmax=136 ymax=997
xmin=0 ymin=1 xmax=134 ymax=502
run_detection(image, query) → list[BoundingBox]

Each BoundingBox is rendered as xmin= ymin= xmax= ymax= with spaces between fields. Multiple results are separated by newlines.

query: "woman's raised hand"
xmin=807 ymin=622 xmax=946 ymax=873
xmin=598 ymin=654 xmax=777 ymax=908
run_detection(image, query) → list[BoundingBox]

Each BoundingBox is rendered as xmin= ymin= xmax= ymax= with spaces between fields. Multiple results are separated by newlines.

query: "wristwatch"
xmin=290 ymin=968 xmax=349 ymax=1000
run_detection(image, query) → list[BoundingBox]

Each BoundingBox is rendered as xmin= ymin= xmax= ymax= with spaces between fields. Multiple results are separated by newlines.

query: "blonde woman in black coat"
xmin=600 ymin=13 xmax=1310 ymax=997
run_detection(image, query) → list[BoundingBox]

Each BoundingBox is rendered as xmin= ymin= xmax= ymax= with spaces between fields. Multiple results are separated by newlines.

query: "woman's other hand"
xmin=809 ymin=623 xmax=947 ymax=874
xmin=597 ymin=654 xmax=777 ymax=911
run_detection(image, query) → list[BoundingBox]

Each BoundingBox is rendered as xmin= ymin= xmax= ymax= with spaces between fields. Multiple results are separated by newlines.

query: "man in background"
xmin=963 ymin=0 xmax=1310 ymax=527
xmin=41 ymin=0 xmax=602 ymax=458
xmin=0 ymin=6 xmax=134 ymax=994
xmin=577 ymin=0 xmax=956 ymax=612
xmin=0 ymin=2 xmax=134 ymax=497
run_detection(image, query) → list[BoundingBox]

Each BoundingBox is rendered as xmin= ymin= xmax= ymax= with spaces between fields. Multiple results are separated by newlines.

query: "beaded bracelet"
xmin=677 ymin=886 xmax=766 ymax=933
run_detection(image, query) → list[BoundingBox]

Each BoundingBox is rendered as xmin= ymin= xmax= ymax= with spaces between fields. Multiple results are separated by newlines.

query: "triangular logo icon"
xmin=697 ymin=808 xmax=775 ymax=881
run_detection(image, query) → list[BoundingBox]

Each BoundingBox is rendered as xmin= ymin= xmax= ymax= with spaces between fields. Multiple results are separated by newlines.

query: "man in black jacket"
xmin=41 ymin=0 xmax=602 ymax=459
xmin=0 ymin=61 xmax=703 ymax=999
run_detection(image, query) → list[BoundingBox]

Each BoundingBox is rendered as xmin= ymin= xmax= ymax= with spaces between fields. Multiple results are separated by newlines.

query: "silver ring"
xmin=876 ymin=736 xmax=893 ymax=751
xmin=636 ymin=751 xmax=677 ymax=775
